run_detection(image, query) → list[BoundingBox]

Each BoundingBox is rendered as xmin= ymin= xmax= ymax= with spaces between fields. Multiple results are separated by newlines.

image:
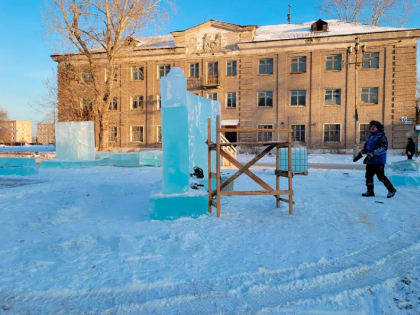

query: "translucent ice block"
xmin=40 ymin=159 xmax=107 ymax=168
xmin=0 ymin=157 xmax=38 ymax=176
xmin=139 ymin=151 xmax=162 ymax=167
xmin=108 ymin=153 xmax=140 ymax=167
xmin=389 ymin=160 xmax=419 ymax=172
xmin=56 ymin=121 xmax=95 ymax=161
xmin=389 ymin=174 xmax=420 ymax=187
xmin=279 ymin=147 xmax=308 ymax=173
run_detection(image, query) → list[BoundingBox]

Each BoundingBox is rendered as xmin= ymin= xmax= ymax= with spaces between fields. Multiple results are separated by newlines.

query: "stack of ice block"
xmin=388 ymin=159 xmax=420 ymax=188
xmin=0 ymin=157 xmax=38 ymax=175
xmin=139 ymin=151 xmax=162 ymax=167
xmin=279 ymin=147 xmax=308 ymax=173
xmin=149 ymin=67 xmax=221 ymax=220
xmin=389 ymin=159 xmax=419 ymax=172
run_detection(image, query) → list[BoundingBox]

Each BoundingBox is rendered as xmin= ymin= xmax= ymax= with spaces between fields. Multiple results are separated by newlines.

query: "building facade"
xmin=37 ymin=123 xmax=55 ymax=144
xmin=0 ymin=120 xmax=32 ymax=144
xmin=52 ymin=19 xmax=420 ymax=150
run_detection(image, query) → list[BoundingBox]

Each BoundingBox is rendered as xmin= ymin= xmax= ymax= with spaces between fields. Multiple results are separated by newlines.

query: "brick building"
xmin=0 ymin=120 xmax=32 ymax=145
xmin=37 ymin=123 xmax=55 ymax=144
xmin=52 ymin=19 xmax=420 ymax=150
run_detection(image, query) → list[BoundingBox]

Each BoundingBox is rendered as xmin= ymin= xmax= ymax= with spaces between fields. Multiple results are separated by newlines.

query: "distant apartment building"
xmin=52 ymin=19 xmax=420 ymax=149
xmin=37 ymin=123 xmax=55 ymax=144
xmin=0 ymin=120 xmax=32 ymax=144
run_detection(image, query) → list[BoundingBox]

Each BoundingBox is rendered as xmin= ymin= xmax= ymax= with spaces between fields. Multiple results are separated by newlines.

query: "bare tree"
xmin=0 ymin=108 xmax=9 ymax=121
xmin=317 ymin=0 xmax=420 ymax=26
xmin=46 ymin=0 xmax=169 ymax=150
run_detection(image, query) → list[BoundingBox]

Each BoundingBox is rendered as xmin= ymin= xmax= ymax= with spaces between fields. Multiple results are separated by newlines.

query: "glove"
xmin=353 ymin=151 xmax=363 ymax=162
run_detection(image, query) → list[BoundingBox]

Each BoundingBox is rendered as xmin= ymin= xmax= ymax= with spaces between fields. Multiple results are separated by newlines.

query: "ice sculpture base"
xmin=149 ymin=191 xmax=208 ymax=220
xmin=40 ymin=160 xmax=107 ymax=168
xmin=0 ymin=158 xmax=38 ymax=176
xmin=389 ymin=174 xmax=420 ymax=187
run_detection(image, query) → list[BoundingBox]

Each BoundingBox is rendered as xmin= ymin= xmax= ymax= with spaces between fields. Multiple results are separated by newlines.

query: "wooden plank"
xmin=278 ymin=197 xmax=295 ymax=204
xmin=220 ymin=150 xmax=274 ymax=192
xmin=219 ymin=142 xmax=288 ymax=147
xmin=220 ymin=190 xmax=291 ymax=196
xmin=211 ymin=144 xmax=276 ymax=197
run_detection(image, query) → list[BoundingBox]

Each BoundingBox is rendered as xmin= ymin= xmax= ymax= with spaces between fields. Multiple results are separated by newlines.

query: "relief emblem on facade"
xmin=202 ymin=33 xmax=222 ymax=53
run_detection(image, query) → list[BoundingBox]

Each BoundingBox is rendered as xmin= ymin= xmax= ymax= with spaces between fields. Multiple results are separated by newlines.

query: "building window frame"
xmin=131 ymin=66 xmax=144 ymax=81
xmin=292 ymin=124 xmax=306 ymax=142
xmin=81 ymin=68 xmax=93 ymax=83
xmin=258 ymin=124 xmax=273 ymax=142
xmin=258 ymin=58 xmax=273 ymax=75
xmin=290 ymin=90 xmax=306 ymax=106
xmin=131 ymin=95 xmax=144 ymax=110
xmin=226 ymin=92 xmax=237 ymax=108
xmin=157 ymin=125 xmax=162 ymax=143
xmin=156 ymin=95 xmax=161 ymax=110
xmin=291 ymin=56 xmax=306 ymax=73
xmin=207 ymin=93 xmax=217 ymax=101
xmin=361 ymin=87 xmax=379 ymax=104
xmin=109 ymin=126 xmax=118 ymax=142
xmin=109 ymin=96 xmax=118 ymax=110
xmin=359 ymin=123 xmax=370 ymax=143
xmin=362 ymin=52 xmax=379 ymax=69
xmin=258 ymin=91 xmax=273 ymax=107
xmin=325 ymin=54 xmax=342 ymax=71
xmin=189 ymin=63 xmax=199 ymax=78
xmin=226 ymin=60 xmax=237 ymax=76
xmin=323 ymin=123 xmax=341 ymax=143
xmin=130 ymin=125 xmax=144 ymax=143
xmin=325 ymin=89 xmax=341 ymax=105
xmin=158 ymin=64 xmax=171 ymax=79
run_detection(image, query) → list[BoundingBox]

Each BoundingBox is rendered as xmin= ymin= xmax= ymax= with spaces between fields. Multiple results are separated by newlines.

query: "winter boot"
xmin=381 ymin=177 xmax=396 ymax=198
xmin=362 ymin=183 xmax=375 ymax=197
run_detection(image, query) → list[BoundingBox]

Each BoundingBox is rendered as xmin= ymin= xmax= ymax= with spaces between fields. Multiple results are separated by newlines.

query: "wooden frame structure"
xmin=207 ymin=115 xmax=294 ymax=217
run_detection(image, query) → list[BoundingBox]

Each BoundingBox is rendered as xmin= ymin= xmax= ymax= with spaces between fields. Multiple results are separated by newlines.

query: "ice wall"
xmin=56 ymin=122 xmax=95 ymax=161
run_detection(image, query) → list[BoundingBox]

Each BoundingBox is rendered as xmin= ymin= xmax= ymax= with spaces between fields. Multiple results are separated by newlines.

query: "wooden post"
xmin=216 ymin=115 xmax=221 ymax=217
xmin=207 ymin=118 xmax=212 ymax=214
xmin=288 ymin=129 xmax=293 ymax=215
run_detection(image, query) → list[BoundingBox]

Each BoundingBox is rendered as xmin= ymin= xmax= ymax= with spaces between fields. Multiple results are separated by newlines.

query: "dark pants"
xmin=407 ymin=153 xmax=413 ymax=160
xmin=365 ymin=164 xmax=396 ymax=193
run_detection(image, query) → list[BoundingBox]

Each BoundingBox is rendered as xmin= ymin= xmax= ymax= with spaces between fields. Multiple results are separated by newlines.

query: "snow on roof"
xmin=254 ymin=19 xmax=404 ymax=42
xmin=133 ymin=34 xmax=174 ymax=49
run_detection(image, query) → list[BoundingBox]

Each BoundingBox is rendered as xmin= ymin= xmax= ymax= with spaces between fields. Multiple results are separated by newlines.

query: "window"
xmin=226 ymin=92 xmax=236 ymax=108
xmin=259 ymin=58 xmax=273 ymax=74
xmin=362 ymin=52 xmax=379 ymax=69
xmin=81 ymin=68 xmax=93 ymax=83
xmin=158 ymin=64 xmax=171 ymax=78
xmin=292 ymin=125 xmax=305 ymax=142
xmin=326 ymin=54 xmax=342 ymax=71
xmin=291 ymin=56 xmax=306 ymax=73
xmin=105 ymin=67 xmax=118 ymax=82
xmin=324 ymin=124 xmax=340 ymax=142
xmin=361 ymin=87 xmax=378 ymax=104
xmin=226 ymin=60 xmax=237 ymax=76
xmin=157 ymin=125 xmax=162 ymax=143
xmin=132 ymin=66 xmax=144 ymax=80
xmin=81 ymin=98 xmax=93 ymax=111
xmin=130 ymin=126 xmax=144 ymax=142
xmin=359 ymin=123 xmax=370 ymax=142
xmin=258 ymin=124 xmax=273 ymax=142
xmin=290 ymin=90 xmax=306 ymax=106
xmin=207 ymin=93 xmax=217 ymax=101
xmin=325 ymin=89 xmax=341 ymax=105
xmin=189 ymin=63 xmax=199 ymax=77
xmin=258 ymin=91 xmax=273 ymax=107
xmin=109 ymin=126 xmax=118 ymax=142
xmin=208 ymin=62 xmax=218 ymax=76
xmin=131 ymin=95 xmax=144 ymax=109
xmin=109 ymin=97 xmax=118 ymax=110
xmin=157 ymin=95 xmax=161 ymax=110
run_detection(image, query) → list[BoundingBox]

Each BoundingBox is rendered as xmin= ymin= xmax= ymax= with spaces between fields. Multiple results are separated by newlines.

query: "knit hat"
xmin=369 ymin=120 xmax=384 ymax=131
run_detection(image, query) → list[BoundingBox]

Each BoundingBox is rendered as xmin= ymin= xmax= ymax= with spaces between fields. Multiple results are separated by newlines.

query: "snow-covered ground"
xmin=0 ymin=161 xmax=419 ymax=313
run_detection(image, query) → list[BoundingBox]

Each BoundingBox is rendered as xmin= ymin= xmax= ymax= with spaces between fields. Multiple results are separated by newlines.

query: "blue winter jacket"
xmin=362 ymin=130 xmax=388 ymax=164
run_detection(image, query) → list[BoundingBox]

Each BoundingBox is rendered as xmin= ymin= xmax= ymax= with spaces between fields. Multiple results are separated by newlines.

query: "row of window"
xmin=109 ymin=125 xmax=162 ymax=143
xmin=102 ymin=86 xmax=379 ymax=112
xmin=258 ymin=123 xmax=374 ymax=143
xmin=82 ymin=52 xmax=380 ymax=84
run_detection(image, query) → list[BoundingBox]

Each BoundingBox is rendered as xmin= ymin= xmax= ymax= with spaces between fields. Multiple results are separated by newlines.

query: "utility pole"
xmin=287 ymin=4 xmax=291 ymax=24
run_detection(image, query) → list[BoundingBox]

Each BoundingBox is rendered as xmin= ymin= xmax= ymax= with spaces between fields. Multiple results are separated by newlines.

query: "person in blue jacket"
xmin=359 ymin=120 xmax=396 ymax=198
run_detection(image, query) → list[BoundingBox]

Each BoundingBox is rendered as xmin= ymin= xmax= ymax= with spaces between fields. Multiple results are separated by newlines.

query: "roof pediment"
xmin=171 ymin=20 xmax=257 ymax=54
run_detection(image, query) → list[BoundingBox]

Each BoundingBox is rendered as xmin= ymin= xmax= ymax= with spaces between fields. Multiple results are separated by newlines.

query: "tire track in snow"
xmin=1 ymin=234 xmax=419 ymax=314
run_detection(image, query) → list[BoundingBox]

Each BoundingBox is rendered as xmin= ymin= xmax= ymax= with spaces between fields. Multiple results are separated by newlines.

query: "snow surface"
xmin=0 ymin=161 xmax=419 ymax=313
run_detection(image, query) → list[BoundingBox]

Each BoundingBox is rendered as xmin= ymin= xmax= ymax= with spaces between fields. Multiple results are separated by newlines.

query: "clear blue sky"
xmin=0 ymin=0 xmax=419 ymax=125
